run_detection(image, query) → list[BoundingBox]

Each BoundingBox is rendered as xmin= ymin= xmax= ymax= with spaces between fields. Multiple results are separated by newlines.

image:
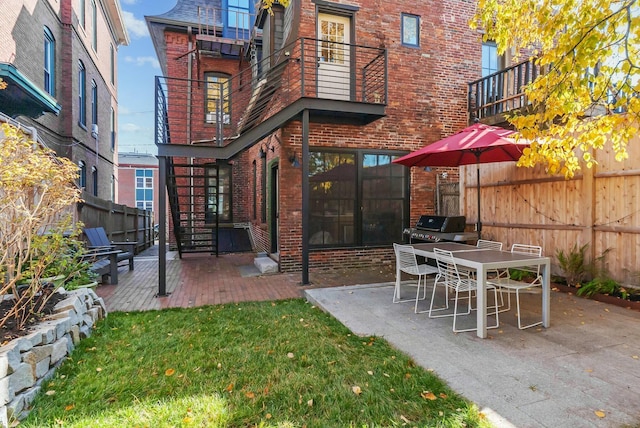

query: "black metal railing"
xmin=155 ymin=37 xmax=387 ymax=148
xmin=468 ymin=58 xmax=540 ymax=122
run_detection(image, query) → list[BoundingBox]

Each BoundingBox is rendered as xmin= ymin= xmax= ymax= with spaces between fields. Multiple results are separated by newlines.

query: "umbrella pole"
xmin=476 ymin=162 xmax=481 ymax=240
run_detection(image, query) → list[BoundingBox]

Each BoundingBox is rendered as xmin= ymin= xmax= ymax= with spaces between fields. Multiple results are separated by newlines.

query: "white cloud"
xmin=124 ymin=55 xmax=160 ymax=69
xmin=122 ymin=10 xmax=148 ymax=38
xmin=120 ymin=0 xmax=137 ymax=4
xmin=121 ymin=123 xmax=142 ymax=132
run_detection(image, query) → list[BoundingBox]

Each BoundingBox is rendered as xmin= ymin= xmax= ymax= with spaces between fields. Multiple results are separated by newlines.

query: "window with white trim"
xmin=44 ymin=27 xmax=55 ymax=96
xmin=78 ymin=60 xmax=86 ymax=126
xmin=135 ymin=169 xmax=154 ymax=211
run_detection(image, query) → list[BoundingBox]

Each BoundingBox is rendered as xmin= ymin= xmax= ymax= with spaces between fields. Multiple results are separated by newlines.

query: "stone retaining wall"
xmin=0 ymin=288 xmax=107 ymax=426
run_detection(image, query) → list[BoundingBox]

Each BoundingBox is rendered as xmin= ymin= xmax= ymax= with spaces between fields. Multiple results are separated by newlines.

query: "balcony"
xmin=155 ymin=37 xmax=387 ymax=159
xmin=195 ymin=6 xmax=256 ymax=56
xmin=468 ymin=58 xmax=540 ymax=126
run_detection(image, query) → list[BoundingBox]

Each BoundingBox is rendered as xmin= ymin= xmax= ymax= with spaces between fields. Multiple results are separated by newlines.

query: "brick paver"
xmin=96 ymin=249 xmax=396 ymax=312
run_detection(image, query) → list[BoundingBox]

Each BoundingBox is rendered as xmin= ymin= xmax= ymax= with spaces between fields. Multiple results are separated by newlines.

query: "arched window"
xmin=44 ymin=27 xmax=55 ymax=96
xmin=91 ymin=79 xmax=98 ymax=124
xmin=78 ymin=60 xmax=86 ymax=126
xmin=78 ymin=161 xmax=86 ymax=189
xmin=91 ymin=166 xmax=98 ymax=196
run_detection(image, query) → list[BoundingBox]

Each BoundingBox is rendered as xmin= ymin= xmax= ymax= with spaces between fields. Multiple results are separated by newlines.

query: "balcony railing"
xmin=197 ymin=6 xmax=256 ymax=41
xmin=155 ymin=37 xmax=387 ymax=148
xmin=468 ymin=58 xmax=540 ymax=123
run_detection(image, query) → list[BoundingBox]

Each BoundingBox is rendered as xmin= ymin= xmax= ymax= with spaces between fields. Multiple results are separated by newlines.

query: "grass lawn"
xmin=22 ymin=299 xmax=492 ymax=427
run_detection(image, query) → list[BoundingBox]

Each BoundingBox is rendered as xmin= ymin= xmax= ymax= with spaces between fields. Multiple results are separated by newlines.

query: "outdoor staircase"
xmin=156 ymin=37 xmax=388 ymax=258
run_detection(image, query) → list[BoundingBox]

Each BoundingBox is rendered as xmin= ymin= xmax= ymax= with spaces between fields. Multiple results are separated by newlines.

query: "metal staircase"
xmin=155 ymin=37 xmax=387 ymax=257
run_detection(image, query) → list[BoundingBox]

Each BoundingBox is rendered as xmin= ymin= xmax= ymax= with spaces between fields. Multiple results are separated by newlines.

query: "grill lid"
xmin=415 ymin=215 xmax=466 ymax=233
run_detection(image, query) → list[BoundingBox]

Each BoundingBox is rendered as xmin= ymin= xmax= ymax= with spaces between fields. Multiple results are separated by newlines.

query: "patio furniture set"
xmin=393 ymin=240 xmax=551 ymax=338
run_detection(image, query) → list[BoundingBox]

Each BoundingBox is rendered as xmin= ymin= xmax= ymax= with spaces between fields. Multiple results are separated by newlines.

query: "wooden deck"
xmin=95 ymin=248 xmax=397 ymax=312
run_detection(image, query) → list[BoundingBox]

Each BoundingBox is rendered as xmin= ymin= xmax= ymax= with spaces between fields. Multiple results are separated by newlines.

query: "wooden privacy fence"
xmin=460 ymin=132 xmax=640 ymax=285
xmin=77 ymin=192 xmax=155 ymax=254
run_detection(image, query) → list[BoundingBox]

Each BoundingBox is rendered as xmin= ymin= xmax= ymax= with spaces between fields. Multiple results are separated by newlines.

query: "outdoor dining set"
xmin=393 ymin=240 xmax=551 ymax=338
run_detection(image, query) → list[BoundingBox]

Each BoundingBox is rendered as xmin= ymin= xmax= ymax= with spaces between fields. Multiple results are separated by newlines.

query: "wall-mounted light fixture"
xmin=259 ymin=147 xmax=266 ymax=159
xmin=289 ymin=151 xmax=300 ymax=168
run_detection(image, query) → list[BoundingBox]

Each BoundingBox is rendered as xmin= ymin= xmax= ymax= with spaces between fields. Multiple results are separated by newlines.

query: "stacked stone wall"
xmin=0 ymin=288 xmax=107 ymax=427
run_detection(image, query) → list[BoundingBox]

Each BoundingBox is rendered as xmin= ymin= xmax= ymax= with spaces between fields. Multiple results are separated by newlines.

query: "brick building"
xmin=0 ymin=0 xmax=129 ymax=201
xmin=117 ymin=152 xmax=161 ymax=225
xmin=147 ymin=0 xmax=491 ymax=288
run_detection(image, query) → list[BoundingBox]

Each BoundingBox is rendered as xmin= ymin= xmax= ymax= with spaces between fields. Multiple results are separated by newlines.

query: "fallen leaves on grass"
xmin=420 ymin=391 xmax=437 ymax=401
xmin=165 ymin=368 xmax=175 ymax=376
xmin=351 ymin=386 xmax=362 ymax=395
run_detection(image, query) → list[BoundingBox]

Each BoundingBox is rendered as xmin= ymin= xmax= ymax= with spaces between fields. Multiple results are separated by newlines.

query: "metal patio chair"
xmin=393 ymin=243 xmax=439 ymax=313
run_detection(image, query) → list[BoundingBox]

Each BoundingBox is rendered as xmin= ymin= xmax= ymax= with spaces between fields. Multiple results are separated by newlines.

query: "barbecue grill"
xmin=403 ymin=215 xmax=477 ymax=243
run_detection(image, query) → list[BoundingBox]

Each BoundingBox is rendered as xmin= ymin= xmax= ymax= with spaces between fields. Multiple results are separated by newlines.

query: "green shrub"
xmin=555 ymin=243 xmax=590 ymax=286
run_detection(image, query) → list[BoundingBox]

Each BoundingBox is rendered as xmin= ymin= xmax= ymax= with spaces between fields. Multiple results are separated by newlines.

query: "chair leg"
xmin=428 ymin=278 xmax=452 ymax=318
xmin=516 ymin=288 xmax=543 ymax=330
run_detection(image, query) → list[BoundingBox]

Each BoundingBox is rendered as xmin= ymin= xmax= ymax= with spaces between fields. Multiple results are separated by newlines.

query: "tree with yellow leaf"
xmin=473 ymin=0 xmax=640 ymax=177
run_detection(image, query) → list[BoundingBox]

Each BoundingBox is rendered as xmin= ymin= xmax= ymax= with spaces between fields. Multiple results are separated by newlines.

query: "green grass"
xmin=22 ymin=299 xmax=492 ymax=427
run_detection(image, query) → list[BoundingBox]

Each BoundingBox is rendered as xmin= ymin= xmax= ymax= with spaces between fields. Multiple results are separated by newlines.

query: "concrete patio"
xmin=96 ymin=246 xmax=640 ymax=428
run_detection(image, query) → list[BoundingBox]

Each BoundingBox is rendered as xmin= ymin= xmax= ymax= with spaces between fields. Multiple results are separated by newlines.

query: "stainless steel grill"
xmin=403 ymin=215 xmax=476 ymax=243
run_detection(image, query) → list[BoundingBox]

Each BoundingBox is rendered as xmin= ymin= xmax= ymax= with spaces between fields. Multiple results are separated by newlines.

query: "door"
xmin=269 ymin=164 xmax=279 ymax=254
xmin=317 ymin=13 xmax=351 ymax=100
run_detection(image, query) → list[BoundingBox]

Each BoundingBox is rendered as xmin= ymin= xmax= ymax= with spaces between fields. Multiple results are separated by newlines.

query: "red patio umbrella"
xmin=393 ymin=123 xmax=529 ymax=238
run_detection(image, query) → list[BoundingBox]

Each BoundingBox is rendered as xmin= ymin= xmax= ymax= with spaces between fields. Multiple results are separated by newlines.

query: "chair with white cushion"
xmin=489 ymin=244 xmax=543 ymax=330
xmin=428 ymin=248 xmax=500 ymax=333
xmin=393 ymin=243 xmax=439 ymax=313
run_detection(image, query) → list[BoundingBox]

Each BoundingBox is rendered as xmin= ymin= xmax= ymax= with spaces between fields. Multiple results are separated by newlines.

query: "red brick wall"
xmin=161 ymin=1 xmax=481 ymax=271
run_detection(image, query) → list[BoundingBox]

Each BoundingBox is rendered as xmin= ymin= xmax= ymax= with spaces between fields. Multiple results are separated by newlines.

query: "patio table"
xmin=408 ymin=242 xmax=551 ymax=338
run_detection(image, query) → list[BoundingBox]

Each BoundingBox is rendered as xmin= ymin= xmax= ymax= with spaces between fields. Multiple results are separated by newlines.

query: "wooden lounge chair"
xmin=83 ymin=227 xmax=136 ymax=271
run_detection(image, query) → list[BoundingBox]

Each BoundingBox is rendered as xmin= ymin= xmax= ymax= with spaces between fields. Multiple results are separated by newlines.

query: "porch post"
xmin=157 ymin=155 xmax=168 ymax=296
xmin=302 ymin=109 xmax=310 ymax=284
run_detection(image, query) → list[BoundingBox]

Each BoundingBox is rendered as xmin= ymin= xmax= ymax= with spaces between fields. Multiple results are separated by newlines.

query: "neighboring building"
xmin=0 ymin=0 xmax=129 ymax=201
xmin=117 ymin=152 xmax=160 ymax=225
xmin=147 ymin=0 xmax=488 ymax=285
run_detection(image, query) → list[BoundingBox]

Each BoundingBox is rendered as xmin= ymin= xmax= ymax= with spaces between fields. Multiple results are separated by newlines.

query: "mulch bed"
xmin=0 ymin=292 xmax=67 ymax=345
xmin=553 ymin=283 xmax=640 ymax=311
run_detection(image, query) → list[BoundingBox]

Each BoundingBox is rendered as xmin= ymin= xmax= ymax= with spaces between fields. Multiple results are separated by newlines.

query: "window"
xmin=91 ymin=0 xmax=97 ymax=51
xmin=205 ymin=164 xmax=231 ymax=223
xmin=309 ymin=150 xmax=408 ymax=247
xmin=252 ymin=160 xmax=257 ymax=220
xmin=109 ymin=44 xmax=115 ymax=85
xmin=135 ymin=169 xmax=154 ymax=211
xmin=110 ymin=107 xmax=115 ymax=150
xmin=91 ymin=80 xmax=98 ymax=124
xmin=79 ymin=0 xmax=85 ymax=28
xmin=228 ymin=0 xmax=250 ymax=30
xmin=78 ymin=161 xmax=86 ymax=188
xmin=91 ymin=166 xmax=98 ymax=196
xmin=204 ymin=72 xmax=230 ymax=124
xmin=44 ymin=27 xmax=55 ymax=96
xmin=482 ymin=41 xmax=500 ymax=77
xmin=110 ymin=174 xmax=115 ymax=202
xmin=78 ymin=60 xmax=86 ymax=126
xmin=401 ymin=13 xmax=420 ymax=47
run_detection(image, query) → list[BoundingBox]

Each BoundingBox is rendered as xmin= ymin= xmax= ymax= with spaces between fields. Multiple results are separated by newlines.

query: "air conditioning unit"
xmin=91 ymin=124 xmax=99 ymax=138
xmin=206 ymin=113 xmax=217 ymax=123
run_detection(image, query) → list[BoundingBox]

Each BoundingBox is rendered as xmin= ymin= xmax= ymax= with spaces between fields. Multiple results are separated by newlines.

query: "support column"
xmin=157 ymin=156 xmax=168 ymax=296
xmin=302 ymin=110 xmax=310 ymax=285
